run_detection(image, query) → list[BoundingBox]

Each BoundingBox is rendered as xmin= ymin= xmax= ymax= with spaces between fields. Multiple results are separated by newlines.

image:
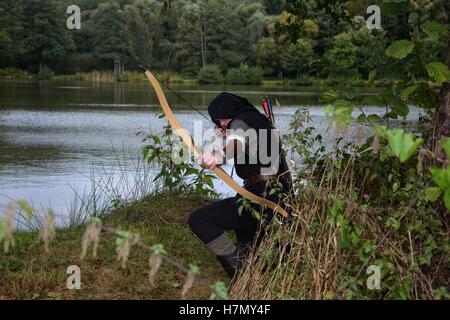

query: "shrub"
xmin=197 ymin=65 xmax=224 ymax=84
xmin=140 ymin=124 xmax=218 ymax=198
xmin=156 ymin=71 xmax=185 ymax=84
xmin=225 ymin=63 xmax=263 ymax=85
xmin=295 ymin=74 xmax=313 ymax=85
xmin=0 ymin=67 xmax=32 ymax=80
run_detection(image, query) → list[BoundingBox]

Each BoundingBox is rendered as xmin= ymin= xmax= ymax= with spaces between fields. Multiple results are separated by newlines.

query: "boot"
xmin=216 ymin=242 xmax=247 ymax=278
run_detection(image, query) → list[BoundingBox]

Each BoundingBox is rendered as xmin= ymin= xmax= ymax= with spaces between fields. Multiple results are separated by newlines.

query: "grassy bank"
xmin=0 ymin=68 xmax=188 ymax=84
xmin=0 ymin=192 xmax=228 ymax=300
xmin=0 ymin=67 xmax=389 ymax=87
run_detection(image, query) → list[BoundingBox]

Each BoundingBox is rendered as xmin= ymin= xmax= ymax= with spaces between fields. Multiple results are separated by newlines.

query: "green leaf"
xmin=441 ymin=138 xmax=450 ymax=158
xmin=151 ymin=244 xmax=167 ymax=255
xmin=426 ymin=62 xmax=450 ymax=84
xmin=385 ymin=40 xmax=414 ymax=59
xmin=328 ymin=198 xmax=344 ymax=226
xmin=400 ymin=84 xmax=418 ymax=101
xmin=429 ymin=166 xmax=450 ymax=190
xmin=336 ymin=215 xmax=350 ymax=249
xmin=391 ymin=100 xmax=409 ymax=117
xmin=367 ymin=114 xmax=382 ymax=124
xmin=209 ymin=281 xmax=229 ymax=300
xmin=238 ymin=204 xmax=244 ymax=216
xmin=16 ymin=200 xmax=33 ymax=222
xmin=425 ymin=187 xmax=442 ymax=202
xmin=321 ymin=90 xmax=340 ymax=103
xmin=392 ymin=182 xmax=399 ymax=193
xmin=387 ymin=111 xmax=399 ymax=119
xmin=252 ymin=210 xmax=261 ymax=221
xmin=385 ymin=216 xmax=400 ymax=230
xmin=444 ymin=188 xmax=450 ymax=212
xmin=329 ymin=99 xmax=354 ymax=125
xmin=115 ymin=231 xmax=131 ymax=247
xmin=188 ymin=264 xmax=200 ymax=277
xmin=386 ymin=128 xmax=423 ymax=163
xmin=357 ymin=114 xmax=367 ymax=124
xmin=422 ymin=22 xmax=448 ymax=39
xmin=362 ymin=95 xmax=384 ymax=107
xmin=373 ymin=125 xmax=387 ymax=139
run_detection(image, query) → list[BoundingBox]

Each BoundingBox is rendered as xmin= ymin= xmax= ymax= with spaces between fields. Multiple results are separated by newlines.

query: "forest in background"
xmin=0 ymin=0 xmax=448 ymax=83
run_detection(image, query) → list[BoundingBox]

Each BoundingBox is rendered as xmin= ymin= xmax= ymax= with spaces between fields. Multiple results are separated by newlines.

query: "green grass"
xmin=0 ymin=192 xmax=229 ymax=300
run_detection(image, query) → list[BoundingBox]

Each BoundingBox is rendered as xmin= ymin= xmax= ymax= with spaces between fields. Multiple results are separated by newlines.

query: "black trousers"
xmin=188 ymin=195 xmax=260 ymax=247
xmin=188 ymin=181 xmax=290 ymax=250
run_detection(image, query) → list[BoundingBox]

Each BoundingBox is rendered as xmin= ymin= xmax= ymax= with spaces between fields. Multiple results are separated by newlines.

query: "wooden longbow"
xmin=142 ymin=68 xmax=289 ymax=218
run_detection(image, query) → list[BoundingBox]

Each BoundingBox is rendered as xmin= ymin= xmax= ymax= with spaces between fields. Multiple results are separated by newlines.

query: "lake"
xmin=0 ymin=80 xmax=422 ymax=224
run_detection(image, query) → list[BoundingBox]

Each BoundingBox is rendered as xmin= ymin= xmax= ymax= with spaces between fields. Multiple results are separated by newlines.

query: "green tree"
xmin=243 ymin=8 xmax=270 ymax=55
xmin=0 ymin=0 xmax=75 ymax=71
xmin=175 ymin=0 xmax=245 ymax=75
xmin=325 ymin=27 xmax=383 ymax=79
xmin=204 ymin=0 xmax=245 ymax=70
xmin=173 ymin=1 xmax=204 ymax=74
xmin=124 ymin=0 xmax=163 ymax=67
xmin=153 ymin=0 xmax=189 ymax=72
xmin=0 ymin=26 xmax=12 ymax=67
xmin=236 ymin=2 xmax=273 ymax=65
xmin=281 ymin=38 xmax=315 ymax=78
xmin=278 ymin=0 xmax=350 ymax=50
xmin=89 ymin=2 xmax=135 ymax=69
xmin=253 ymin=37 xmax=280 ymax=76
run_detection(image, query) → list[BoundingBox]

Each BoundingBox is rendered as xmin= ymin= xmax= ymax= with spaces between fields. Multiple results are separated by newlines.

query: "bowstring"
xmin=140 ymin=66 xmax=216 ymax=127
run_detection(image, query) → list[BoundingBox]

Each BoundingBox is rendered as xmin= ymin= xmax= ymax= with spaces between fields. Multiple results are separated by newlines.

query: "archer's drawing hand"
xmin=199 ymin=152 xmax=223 ymax=170
xmin=216 ymin=127 xmax=227 ymax=138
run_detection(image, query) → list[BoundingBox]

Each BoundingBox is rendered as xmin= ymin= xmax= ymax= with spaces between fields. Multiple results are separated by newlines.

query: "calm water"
xmin=0 ymin=80 xmax=422 ymax=220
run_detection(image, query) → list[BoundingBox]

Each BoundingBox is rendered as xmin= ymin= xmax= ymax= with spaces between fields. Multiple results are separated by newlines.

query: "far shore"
xmin=0 ymin=68 xmax=393 ymax=88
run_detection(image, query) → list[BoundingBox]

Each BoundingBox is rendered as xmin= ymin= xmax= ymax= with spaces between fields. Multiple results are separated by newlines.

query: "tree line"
xmin=0 ymin=0 xmax=448 ymax=82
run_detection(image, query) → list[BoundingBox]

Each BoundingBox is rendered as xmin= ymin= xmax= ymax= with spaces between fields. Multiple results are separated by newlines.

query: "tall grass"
xmin=229 ymin=107 xmax=449 ymax=300
xmin=54 ymin=71 xmax=186 ymax=83
xmin=231 ymin=153 xmax=448 ymax=300
xmin=65 ymin=146 xmax=160 ymax=227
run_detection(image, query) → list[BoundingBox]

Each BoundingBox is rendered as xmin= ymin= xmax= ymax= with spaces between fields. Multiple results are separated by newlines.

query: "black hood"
xmin=208 ymin=92 xmax=290 ymax=182
xmin=207 ymin=92 xmax=271 ymax=129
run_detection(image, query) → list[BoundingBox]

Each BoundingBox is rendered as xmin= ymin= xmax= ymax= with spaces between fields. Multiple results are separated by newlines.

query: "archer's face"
xmin=216 ymin=119 xmax=231 ymax=137
xmin=216 ymin=119 xmax=231 ymax=129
